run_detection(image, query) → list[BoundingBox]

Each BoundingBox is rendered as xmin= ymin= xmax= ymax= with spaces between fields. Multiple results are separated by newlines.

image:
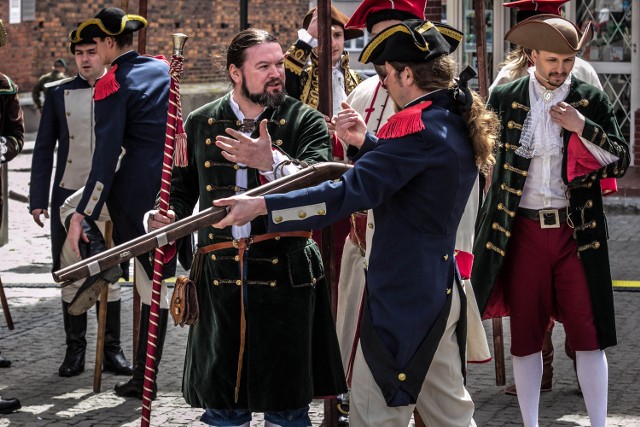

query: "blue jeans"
xmin=200 ymin=406 xmax=311 ymax=426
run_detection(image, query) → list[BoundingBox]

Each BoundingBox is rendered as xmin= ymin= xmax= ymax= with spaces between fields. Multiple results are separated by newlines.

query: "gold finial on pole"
xmin=171 ymin=33 xmax=188 ymax=56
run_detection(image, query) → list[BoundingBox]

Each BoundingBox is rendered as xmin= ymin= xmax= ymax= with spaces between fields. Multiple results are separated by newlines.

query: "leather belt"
xmin=348 ymin=212 xmax=368 ymax=256
xmin=517 ymin=207 xmax=568 ymax=229
xmin=197 ymin=231 xmax=313 ymax=254
xmin=196 ymin=230 xmax=312 ymax=403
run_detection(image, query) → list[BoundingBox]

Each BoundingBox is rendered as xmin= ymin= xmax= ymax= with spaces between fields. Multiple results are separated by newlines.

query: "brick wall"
xmin=424 ymin=0 xmax=443 ymax=22
xmin=0 ymin=0 xmax=310 ymax=91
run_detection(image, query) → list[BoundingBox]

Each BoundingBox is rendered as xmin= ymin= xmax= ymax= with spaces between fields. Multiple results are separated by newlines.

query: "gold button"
xmin=65 ymin=90 xmax=69 ymax=95
xmin=67 ymin=159 xmax=72 ymax=163
xmin=274 ymin=236 xmax=281 ymax=240
xmin=317 ymin=209 xmax=326 ymax=215
xmin=85 ymin=209 xmax=92 ymax=215
xmin=511 ymin=102 xmax=517 ymax=108
xmin=447 ymin=288 xmax=452 ymax=295
xmin=66 ymin=111 xmax=71 ymax=116
xmin=209 ymin=233 xmax=214 ymax=239
xmin=92 ymin=196 xmax=98 ymax=201
xmin=443 ymin=254 xmax=449 ymax=260
xmin=234 ymin=255 xmax=240 ymax=261
xmin=204 ymin=161 xmax=211 ymax=168
xmin=274 ymin=216 xmax=283 ymax=223
xmin=97 ymin=184 xmax=103 ymax=191
xmin=275 ymin=139 xmax=283 ymax=146
xmin=213 ymin=279 xmax=220 ymax=286
xmin=234 ymin=186 xmax=241 ymax=192
xmin=397 ymin=373 xmax=406 ymax=382
xmin=594 ymin=241 xmax=601 ymax=249
xmin=235 ymin=280 xmax=242 ymax=286
xmin=236 ymin=120 xmax=242 ymax=126
xmin=70 ymin=135 xmax=75 ymax=139
xmin=208 ymin=118 xmax=215 ymax=125
xmin=234 ymin=164 xmax=240 ymax=170
xmin=205 ymin=138 xmax=212 ymax=145
xmin=368 ymin=223 xmax=374 ymax=229
xmin=272 ymin=258 xmax=279 ymax=265
xmin=298 ymin=211 xmax=307 ymax=219
xmin=206 ymin=185 xmax=213 ymax=191
xmin=60 ymin=182 xmax=65 ymax=187
xmin=211 ymin=254 xmax=217 ymax=261
xmin=269 ymin=281 xmax=276 ymax=287
xmin=279 ymin=119 xmax=286 ymax=125
xmin=312 ymin=278 xmax=317 ymax=284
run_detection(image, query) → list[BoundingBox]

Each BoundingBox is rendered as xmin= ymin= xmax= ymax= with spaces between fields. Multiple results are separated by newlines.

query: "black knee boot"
xmin=97 ymin=300 xmax=134 ymax=375
xmin=114 ymin=303 xmax=168 ymax=399
xmin=59 ymin=301 xmax=87 ymax=377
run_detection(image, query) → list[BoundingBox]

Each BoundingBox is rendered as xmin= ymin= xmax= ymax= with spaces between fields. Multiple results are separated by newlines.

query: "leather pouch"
xmin=170 ymin=250 xmax=204 ymax=327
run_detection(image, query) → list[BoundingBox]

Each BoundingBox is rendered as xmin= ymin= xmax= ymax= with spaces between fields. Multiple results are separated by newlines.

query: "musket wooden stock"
xmin=53 ymin=162 xmax=352 ymax=284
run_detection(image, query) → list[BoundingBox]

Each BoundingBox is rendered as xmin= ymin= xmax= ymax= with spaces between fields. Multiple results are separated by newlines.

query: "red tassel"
xmin=376 ymin=101 xmax=432 ymax=139
xmin=94 ymin=65 xmax=120 ymax=101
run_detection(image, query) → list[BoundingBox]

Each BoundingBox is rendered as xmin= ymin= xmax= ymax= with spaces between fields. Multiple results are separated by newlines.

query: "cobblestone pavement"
xmin=1 ymin=139 xmax=639 ymax=426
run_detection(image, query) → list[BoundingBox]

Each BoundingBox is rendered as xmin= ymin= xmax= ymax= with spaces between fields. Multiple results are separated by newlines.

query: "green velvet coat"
xmin=170 ymin=93 xmax=347 ymax=411
xmin=472 ymin=76 xmax=629 ymax=349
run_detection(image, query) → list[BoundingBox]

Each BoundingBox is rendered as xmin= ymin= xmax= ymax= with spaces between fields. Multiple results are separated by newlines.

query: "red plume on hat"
xmin=503 ymin=0 xmax=570 ymax=22
xmin=346 ymin=0 xmax=428 ymax=30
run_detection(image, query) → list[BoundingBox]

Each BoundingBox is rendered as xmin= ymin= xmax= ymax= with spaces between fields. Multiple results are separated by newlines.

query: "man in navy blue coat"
xmin=212 ymin=20 xmax=499 ymax=426
xmin=29 ymin=30 xmax=135 ymax=378
xmin=67 ymin=7 xmax=171 ymax=399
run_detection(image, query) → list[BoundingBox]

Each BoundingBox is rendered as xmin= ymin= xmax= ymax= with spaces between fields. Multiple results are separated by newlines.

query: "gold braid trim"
xmin=73 ymin=14 xmax=147 ymax=41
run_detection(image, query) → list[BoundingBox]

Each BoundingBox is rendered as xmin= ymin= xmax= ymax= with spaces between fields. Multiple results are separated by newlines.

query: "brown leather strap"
xmin=198 ymin=231 xmax=313 ymax=255
xmin=348 ymin=212 xmax=368 ymax=256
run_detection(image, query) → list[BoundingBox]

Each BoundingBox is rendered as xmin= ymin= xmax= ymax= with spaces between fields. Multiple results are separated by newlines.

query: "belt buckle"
xmin=539 ymin=209 xmax=560 ymax=229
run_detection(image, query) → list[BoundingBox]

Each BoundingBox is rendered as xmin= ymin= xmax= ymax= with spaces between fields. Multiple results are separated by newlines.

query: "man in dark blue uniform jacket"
xmin=67 ymin=7 xmax=171 ymax=399
xmin=213 ymin=20 xmax=499 ymax=427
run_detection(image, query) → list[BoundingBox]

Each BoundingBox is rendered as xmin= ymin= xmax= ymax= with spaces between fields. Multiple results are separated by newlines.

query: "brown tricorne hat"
xmin=303 ymin=5 xmax=364 ymax=40
xmin=505 ymin=14 xmax=593 ymax=54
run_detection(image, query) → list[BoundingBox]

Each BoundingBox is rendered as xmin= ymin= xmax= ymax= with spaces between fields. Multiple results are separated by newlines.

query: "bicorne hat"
xmin=503 ymin=0 xmax=570 ymax=22
xmin=505 ymin=14 xmax=593 ymax=54
xmin=303 ymin=5 xmax=364 ymax=40
xmin=72 ymin=7 xmax=147 ymax=42
xmin=360 ymin=19 xmax=463 ymax=65
xmin=346 ymin=0 xmax=427 ymax=30
xmin=68 ymin=29 xmax=96 ymax=54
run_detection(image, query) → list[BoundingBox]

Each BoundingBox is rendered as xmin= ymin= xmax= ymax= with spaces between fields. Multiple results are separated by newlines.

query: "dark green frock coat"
xmin=472 ymin=76 xmax=629 ymax=349
xmin=170 ymin=93 xmax=347 ymax=411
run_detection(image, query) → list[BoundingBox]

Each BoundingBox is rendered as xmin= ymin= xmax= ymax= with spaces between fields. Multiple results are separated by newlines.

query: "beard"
xmin=241 ymin=77 xmax=286 ymax=108
xmin=546 ymin=72 xmax=568 ymax=87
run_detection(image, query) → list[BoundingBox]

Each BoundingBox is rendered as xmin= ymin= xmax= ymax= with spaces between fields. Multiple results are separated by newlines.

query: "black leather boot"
xmin=97 ymin=300 xmax=134 ymax=375
xmin=114 ymin=303 xmax=168 ymax=399
xmin=59 ymin=301 xmax=87 ymax=377
xmin=0 ymin=395 xmax=21 ymax=414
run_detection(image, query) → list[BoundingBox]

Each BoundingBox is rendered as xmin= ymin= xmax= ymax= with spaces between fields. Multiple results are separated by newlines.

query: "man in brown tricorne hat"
xmin=472 ymin=14 xmax=629 ymax=427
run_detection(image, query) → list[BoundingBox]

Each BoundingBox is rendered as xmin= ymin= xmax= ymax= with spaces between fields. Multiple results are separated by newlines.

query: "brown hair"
xmin=389 ymin=55 xmax=498 ymax=173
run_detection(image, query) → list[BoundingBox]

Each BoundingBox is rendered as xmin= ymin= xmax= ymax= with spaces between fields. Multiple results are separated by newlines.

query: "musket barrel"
xmin=53 ymin=162 xmax=352 ymax=283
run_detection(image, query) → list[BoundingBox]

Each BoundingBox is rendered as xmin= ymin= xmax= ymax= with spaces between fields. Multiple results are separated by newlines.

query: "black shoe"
xmin=114 ymin=376 xmax=157 ymax=400
xmin=0 ymin=354 xmax=11 ymax=368
xmin=0 ymin=396 xmax=21 ymax=415
xmin=104 ymin=349 xmax=134 ymax=376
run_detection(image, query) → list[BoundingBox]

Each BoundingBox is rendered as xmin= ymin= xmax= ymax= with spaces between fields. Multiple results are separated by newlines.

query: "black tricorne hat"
xmin=72 ymin=7 xmax=147 ymax=42
xmin=68 ymin=29 xmax=96 ymax=55
xmin=360 ymin=19 xmax=463 ymax=65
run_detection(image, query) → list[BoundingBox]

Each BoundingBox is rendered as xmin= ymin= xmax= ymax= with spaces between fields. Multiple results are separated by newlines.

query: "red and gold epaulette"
xmin=377 ymin=100 xmax=432 ymax=139
xmin=94 ymin=65 xmax=119 ymax=101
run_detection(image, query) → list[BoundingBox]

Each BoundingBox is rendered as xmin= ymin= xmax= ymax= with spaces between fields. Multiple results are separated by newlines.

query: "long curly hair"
xmin=389 ymin=55 xmax=499 ymax=174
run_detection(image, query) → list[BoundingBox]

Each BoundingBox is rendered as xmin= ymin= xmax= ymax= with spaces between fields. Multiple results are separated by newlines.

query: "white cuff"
xmin=298 ymin=28 xmax=318 ymax=48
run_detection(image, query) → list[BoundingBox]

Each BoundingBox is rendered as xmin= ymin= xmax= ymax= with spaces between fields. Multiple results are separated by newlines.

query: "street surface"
xmin=1 ymin=137 xmax=639 ymax=426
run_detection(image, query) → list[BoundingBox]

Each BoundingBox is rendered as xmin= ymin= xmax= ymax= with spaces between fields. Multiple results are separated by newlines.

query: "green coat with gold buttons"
xmin=472 ymin=76 xmax=629 ymax=350
xmin=170 ymin=93 xmax=347 ymax=411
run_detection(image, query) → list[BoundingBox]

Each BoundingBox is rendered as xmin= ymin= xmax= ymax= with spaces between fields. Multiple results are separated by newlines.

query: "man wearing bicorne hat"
xmin=29 ymin=28 xmax=137 ymax=380
xmin=66 ymin=7 xmax=172 ymax=400
xmin=334 ymin=3 xmax=491 ymax=422
xmin=490 ymin=0 xmax=609 ymax=398
xmin=472 ymin=14 xmax=629 ymax=427
xmin=211 ymin=18 xmax=501 ymax=427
